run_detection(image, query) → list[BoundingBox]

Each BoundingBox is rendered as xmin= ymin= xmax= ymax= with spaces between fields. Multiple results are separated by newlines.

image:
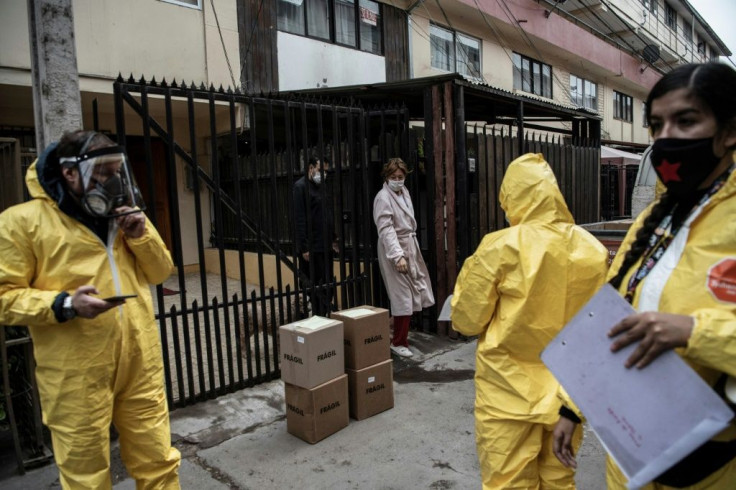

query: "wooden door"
xmin=125 ymin=137 xmax=173 ymax=252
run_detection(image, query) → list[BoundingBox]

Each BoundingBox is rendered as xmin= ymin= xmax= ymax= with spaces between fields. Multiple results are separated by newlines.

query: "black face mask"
xmin=650 ymin=137 xmax=722 ymax=197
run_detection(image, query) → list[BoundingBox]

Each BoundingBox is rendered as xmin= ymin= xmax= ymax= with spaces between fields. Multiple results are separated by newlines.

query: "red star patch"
xmin=655 ymin=158 xmax=681 ymax=183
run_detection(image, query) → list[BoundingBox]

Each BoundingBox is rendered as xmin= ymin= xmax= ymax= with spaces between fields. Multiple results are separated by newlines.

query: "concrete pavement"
xmin=0 ymin=332 xmax=607 ymax=489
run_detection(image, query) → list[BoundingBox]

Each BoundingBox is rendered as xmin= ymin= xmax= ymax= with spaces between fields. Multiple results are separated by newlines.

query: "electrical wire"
xmin=494 ymin=0 xmax=575 ymax=106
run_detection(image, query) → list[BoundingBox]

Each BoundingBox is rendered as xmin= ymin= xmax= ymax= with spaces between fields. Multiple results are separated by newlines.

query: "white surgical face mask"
xmin=312 ymin=172 xmax=322 ymax=185
xmin=388 ymin=179 xmax=404 ymax=191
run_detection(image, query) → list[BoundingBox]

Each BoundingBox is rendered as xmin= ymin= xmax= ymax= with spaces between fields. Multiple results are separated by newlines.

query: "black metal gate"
xmin=113 ymin=76 xmax=411 ymax=409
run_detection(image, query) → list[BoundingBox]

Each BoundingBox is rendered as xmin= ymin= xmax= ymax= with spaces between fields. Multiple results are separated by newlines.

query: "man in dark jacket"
xmin=293 ymin=156 xmax=336 ymax=316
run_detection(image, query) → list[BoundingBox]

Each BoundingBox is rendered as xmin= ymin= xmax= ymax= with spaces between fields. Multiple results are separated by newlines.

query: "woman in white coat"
xmin=373 ymin=158 xmax=435 ymax=357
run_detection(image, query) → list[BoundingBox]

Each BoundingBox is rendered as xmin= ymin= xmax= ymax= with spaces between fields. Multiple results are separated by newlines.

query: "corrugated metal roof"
xmin=282 ymin=73 xmax=601 ymax=121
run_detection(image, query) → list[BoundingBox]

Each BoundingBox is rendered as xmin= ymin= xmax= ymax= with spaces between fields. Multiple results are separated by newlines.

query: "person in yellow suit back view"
xmin=451 ymin=153 xmax=608 ymax=489
xmin=0 ymin=130 xmax=180 ymax=489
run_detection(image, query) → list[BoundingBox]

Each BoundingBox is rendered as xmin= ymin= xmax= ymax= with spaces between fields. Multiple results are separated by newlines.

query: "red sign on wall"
xmin=360 ymin=6 xmax=377 ymax=26
xmin=707 ymin=258 xmax=736 ymax=303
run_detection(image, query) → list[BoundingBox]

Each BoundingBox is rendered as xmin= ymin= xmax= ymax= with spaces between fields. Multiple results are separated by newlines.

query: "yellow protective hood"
xmin=452 ymin=153 xmax=608 ymax=424
xmin=500 ymin=153 xmax=574 ymax=226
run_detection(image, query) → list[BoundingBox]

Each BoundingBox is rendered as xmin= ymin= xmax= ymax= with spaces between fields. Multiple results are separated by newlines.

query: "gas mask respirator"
xmin=60 ymin=145 xmax=145 ymax=218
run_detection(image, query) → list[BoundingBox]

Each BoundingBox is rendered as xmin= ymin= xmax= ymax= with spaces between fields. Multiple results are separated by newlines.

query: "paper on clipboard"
xmin=437 ymin=294 xmax=453 ymax=322
xmin=541 ymin=284 xmax=734 ymax=489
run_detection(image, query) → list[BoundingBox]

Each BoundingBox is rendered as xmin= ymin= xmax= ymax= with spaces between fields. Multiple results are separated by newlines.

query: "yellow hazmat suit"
xmin=604 ymin=150 xmax=736 ymax=489
xmin=451 ymin=153 xmax=608 ymax=489
xmin=0 ymin=150 xmax=180 ymax=489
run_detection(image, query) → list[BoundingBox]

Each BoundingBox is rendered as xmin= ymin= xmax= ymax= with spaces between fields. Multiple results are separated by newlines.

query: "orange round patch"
xmin=707 ymin=258 xmax=736 ymax=303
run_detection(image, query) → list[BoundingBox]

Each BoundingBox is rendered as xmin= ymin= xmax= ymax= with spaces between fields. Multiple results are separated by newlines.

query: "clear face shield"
xmin=60 ymin=145 xmax=145 ymax=218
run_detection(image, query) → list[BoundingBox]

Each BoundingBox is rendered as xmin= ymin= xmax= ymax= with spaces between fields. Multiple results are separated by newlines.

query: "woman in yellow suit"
xmin=554 ymin=62 xmax=736 ymax=488
xmin=0 ymin=131 xmax=180 ymax=489
xmin=451 ymin=153 xmax=608 ymax=489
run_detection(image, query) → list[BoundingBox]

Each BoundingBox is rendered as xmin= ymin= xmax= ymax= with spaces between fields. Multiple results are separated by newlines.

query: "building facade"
xmin=0 ymin=0 xmax=731 ymax=261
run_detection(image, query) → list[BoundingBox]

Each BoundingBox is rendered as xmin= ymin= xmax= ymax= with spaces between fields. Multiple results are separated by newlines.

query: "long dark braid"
xmin=608 ymin=192 xmax=677 ymax=290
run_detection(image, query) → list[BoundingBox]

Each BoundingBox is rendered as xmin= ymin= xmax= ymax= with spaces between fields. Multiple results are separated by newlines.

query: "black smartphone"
xmin=103 ymin=294 xmax=137 ymax=302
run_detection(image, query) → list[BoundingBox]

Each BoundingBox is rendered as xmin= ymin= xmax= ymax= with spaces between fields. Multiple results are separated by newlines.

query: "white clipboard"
xmin=437 ymin=294 xmax=453 ymax=322
xmin=541 ymin=284 xmax=734 ymax=489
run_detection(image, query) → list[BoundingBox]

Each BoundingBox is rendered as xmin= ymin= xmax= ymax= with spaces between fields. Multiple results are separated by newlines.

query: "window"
xmin=161 ymin=0 xmax=201 ymax=8
xmin=697 ymin=35 xmax=706 ymax=55
xmin=278 ymin=0 xmax=305 ymax=35
xmin=359 ymin=1 xmax=382 ymax=54
xmin=642 ymin=0 xmax=657 ymax=15
xmin=613 ymin=91 xmax=633 ymax=122
xmin=570 ymin=75 xmax=598 ymax=112
xmin=710 ymin=47 xmax=719 ymax=62
xmin=665 ymin=3 xmax=676 ymax=32
xmin=430 ymin=24 xmax=482 ymax=79
xmin=276 ymin=0 xmax=382 ymax=54
xmin=308 ymin=0 xmax=331 ymax=40
xmin=682 ymin=20 xmax=692 ymax=43
xmin=430 ymin=24 xmax=454 ymax=72
xmin=512 ymin=53 xmax=552 ymax=98
xmin=456 ymin=33 xmax=481 ymax=79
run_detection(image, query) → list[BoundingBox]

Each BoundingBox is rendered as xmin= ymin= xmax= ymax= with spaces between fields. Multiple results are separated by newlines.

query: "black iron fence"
xmin=600 ymin=163 xmax=638 ymax=220
xmin=113 ymin=77 xmax=412 ymax=408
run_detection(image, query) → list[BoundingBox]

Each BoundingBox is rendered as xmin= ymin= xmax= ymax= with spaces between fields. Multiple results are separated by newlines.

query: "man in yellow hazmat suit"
xmin=451 ymin=153 xmax=608 ymax=489
xmin=0 ymin=131 xmax=180 ymax=489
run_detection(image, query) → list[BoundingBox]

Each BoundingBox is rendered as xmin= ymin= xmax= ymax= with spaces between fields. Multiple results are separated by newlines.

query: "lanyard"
xmin=624 ymin=166 xmax=733 ymax=304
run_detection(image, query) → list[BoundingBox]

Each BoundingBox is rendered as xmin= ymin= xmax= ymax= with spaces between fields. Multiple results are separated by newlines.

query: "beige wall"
xmin=0 ymin=0 xmax=242 ymax=266
xmin=0 ymin=0 xmax=239 ymax=90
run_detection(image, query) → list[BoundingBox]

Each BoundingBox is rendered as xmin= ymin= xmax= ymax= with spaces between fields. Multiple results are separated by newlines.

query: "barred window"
xmin=614 ymin=91 xmax=633 ymax=123
xmin=665 ymin=3 xmax=676 ymax=32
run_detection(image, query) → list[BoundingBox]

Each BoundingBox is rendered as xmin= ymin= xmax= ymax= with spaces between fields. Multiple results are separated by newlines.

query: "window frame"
xmin=160 ymin=0 xmax=202 ymax=9
xmin=665 ymin=3 xmax=677 ymax=32
xmin=697 ymin=34 xmax=706 ymax=55
xmin=682 ymin=19 xmax=693 ymax=43
xmin=429 ymin=23 xmax=482 ymax=80
xmin=643 ymin=0 xmax=658 ymax=15
xmin=513 ymin=52 xmax=552 ymax=99
xmin=276 ymin=0 xmax=383 ymax=55
xmin=570 ymin=74 xmax=598 ymax=112
xmin=613 ymin=91 xmax=633 ymax=123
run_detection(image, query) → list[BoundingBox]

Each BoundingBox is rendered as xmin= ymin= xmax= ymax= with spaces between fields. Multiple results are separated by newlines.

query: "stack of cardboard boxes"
xmin=280 ymin=316 xmax=348 ymax=444
xmin=280 ymin=306 xmax=395 ymax=443
xmin=331 ymin=306 xmax=394 ymax=421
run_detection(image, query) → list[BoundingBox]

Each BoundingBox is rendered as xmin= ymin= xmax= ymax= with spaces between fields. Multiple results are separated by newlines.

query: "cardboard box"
xmin=346 ymin=359 xmax=394 ymax=420
xmin=331 ymin=305 xmax=390 ymax=370
xmin=279 ymin=316 xmax=344 ymax=389
xmin=285 ymin=374 xmax=349 ymax=444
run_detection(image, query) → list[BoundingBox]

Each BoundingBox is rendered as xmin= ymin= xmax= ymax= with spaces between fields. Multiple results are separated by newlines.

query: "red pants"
xmin=392 ymin=315 xmax=411 ymax=347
